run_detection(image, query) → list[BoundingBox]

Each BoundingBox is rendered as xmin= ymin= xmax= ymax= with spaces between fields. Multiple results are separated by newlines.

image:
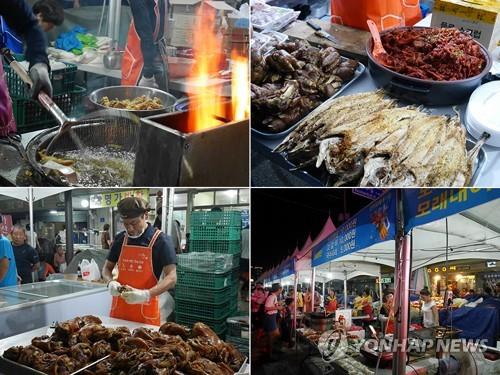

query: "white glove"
xmin=138 ymin=75 xmax=158 ymax=88
xmin=108 ymin=280 xmax=122 ymax=297
xmin=121 ymin=287 xmax=151 ymax=304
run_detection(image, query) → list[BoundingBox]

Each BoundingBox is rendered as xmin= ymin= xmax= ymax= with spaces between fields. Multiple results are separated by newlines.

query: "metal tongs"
xmin=1 ymin=48 xmax=90 ymax=153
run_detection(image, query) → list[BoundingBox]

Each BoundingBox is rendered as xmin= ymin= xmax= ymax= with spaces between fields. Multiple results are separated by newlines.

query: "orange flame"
xmin=187 ymin=1 xmax=249 ymax=132
xmin=231 ymin=51 xmax=249 ymax=121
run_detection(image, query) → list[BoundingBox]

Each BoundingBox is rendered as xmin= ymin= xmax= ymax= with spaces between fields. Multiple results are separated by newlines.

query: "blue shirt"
xmin=0 ymin=17 xmax=23 ymax=53
xmin=0 ymin=235 xmax=17 ymax=288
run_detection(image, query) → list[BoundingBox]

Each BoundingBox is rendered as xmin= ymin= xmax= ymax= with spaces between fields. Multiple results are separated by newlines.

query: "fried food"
xmin=100 ymin=95 xmax=164 ymax=110
xmin=3 ymin=315 xmax=245 ymax=374
xmin=251 ymin=40 xmax=358 ymax=133
xmin=38 ymin=150 xmax=75 ymax=167
xmin=276 ymin=91 xmax=471 ymax=187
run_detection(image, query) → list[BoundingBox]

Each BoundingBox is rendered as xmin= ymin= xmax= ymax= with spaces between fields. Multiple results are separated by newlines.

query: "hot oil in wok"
xmin=51 ymin=146 xmax=135 ymax=186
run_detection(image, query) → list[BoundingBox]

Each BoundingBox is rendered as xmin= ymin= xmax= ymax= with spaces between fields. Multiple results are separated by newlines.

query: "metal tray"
xmin=251 ymin=60 xmax=366 ymax=139
xmin=276 ymin=137 xmax=485 ymax=187
xmin=0 ymin=318 xmax=249 ymax=375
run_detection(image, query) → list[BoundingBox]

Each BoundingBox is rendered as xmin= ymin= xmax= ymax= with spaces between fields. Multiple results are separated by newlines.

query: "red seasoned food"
xmin=380 ymin=27 xmax=486 ymax=81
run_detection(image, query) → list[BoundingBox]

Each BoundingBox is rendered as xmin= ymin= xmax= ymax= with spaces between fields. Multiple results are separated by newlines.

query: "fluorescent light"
xmin=49 ymin=210 xmax=58 ymax=214
xmin=81 ymin=199 xmax=89 ymax=208
xmin=225 ymin=190 xmax=237 ymax=198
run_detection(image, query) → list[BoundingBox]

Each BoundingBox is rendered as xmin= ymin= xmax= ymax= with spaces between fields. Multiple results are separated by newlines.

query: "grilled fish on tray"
xmin=275 ymin=91 xmax=472 ymax=187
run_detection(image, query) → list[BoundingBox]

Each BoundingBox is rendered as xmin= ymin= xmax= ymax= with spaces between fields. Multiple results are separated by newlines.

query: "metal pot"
xmin=366 ymin=26 xmax=492 ymax=106
xmin=88 ymin=86 xmax=177 ymax=117
xmin=103 ymin=49 xmax=124 ymax=70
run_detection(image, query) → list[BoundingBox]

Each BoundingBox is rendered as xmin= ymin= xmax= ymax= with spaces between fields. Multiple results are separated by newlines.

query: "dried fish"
xmin=276 ymin=91 xmax=471 ymax=187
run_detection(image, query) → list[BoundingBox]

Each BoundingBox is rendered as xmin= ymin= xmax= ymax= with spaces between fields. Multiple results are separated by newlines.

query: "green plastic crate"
xmin=190 ymin=226 xmax=241 ymax=241
xmin=227 ymin=316 xmax=249 ymax=339
xmin=177 ymin=252 xmax=239 ymax=273
xmin=176 ymin=298 xmax=233 ymax=320
xmin=188 ymin=240 xmax=241 ymax=255
xmin=12 ymin=85 xmax=86 ymax=133
xmin=175 ymin=284 xmax=237 ymax=304
xmin=177 ymin=268 xmax=233 ymax=290
xmin=190 ymin=211 xmax=242 ymax=228
xmin=4 ymin=54 xmax=78 ymax=97
xmin=175 ymin=312 xmax=228 ymax=337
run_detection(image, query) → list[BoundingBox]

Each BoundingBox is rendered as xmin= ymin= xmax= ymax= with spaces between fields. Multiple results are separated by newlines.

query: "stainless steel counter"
xmin=252 ymin=69 xmax=500 ymax=187
xmin=0 ymin=316 xmax=157 ymax=375
xmin=0 ymin=280 xmax=110 ymax=339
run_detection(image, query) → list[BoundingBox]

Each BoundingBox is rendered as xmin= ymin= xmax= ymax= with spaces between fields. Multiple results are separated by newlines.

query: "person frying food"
xmin=121 ymin=0 xmax=168 ymax=88
xmin=102 ymin=197 xmax=177 ymax=325
xmin=0 ymin=0 xmax=53 ymax=138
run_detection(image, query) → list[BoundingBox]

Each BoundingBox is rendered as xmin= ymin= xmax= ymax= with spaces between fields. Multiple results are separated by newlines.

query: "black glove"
xmin=29 ymin=63 xmax=52 ymax=99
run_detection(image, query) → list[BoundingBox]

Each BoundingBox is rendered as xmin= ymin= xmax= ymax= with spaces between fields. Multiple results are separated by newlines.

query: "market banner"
xmin=278 ymin=257 xmax=295 ymax=279
xmin=89 ymin=189 xmax=150 ymax=209
xmin=403 ymin=188 xmax=500 ymax=233
xmin=312 ymin=190 xmax=397 ymax=267
xmin=352 ymin=188 xmax=385 ymax=200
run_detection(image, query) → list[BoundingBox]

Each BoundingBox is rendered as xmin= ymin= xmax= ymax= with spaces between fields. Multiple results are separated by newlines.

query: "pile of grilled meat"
xmin=276 ymin=91 xmax=472 ymax=187
xmin=3 ymin=316 xmax=245 ymax=375
xmin=251 ymin=40 xmax=357 ymax=133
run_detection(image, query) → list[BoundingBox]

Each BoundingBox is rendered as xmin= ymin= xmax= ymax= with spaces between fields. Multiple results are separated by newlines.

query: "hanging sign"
xmin=312 ymin=190 xmax=397 ymax=267
xmin=89 ymin=189 xmax=150 ymax=209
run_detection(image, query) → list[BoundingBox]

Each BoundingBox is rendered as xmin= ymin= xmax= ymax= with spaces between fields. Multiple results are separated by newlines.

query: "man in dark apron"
xmin=0 ymin=0 xmax=53 ymax=137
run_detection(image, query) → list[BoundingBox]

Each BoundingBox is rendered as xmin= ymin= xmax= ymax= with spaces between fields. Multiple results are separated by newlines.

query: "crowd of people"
xmin=0 ymin=215 xmax=116 ymax=287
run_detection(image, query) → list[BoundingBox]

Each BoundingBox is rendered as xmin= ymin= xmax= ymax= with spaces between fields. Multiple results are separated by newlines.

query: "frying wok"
xmin=88 ymin=86 xmax=177 ymax=117
xmin=25 ymin=109 xmax=141 ymax=186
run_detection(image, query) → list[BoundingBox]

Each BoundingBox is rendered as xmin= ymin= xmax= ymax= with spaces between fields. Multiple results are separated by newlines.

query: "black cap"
xmin=271 ymin=283 xmax=282 ymax=293
xmin=117 ymin=197 xmax=150 ymax=219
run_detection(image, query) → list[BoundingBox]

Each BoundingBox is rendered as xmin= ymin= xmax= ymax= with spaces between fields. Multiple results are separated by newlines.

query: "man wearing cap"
xmin=0 ymin=215 xmax=18 ymax=288
xmin=102 ymin=197 xmax=177 ymax=325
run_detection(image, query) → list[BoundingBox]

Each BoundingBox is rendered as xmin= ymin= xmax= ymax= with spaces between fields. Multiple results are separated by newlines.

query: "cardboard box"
xmin=431 ymin=0 xmax=500 ymax=52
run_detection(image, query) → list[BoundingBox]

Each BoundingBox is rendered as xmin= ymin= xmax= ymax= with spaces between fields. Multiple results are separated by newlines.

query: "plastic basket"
xmin=227 ymin=316 xmax=249 ymax=339
xmin=12 ymin=85 xmax=86 ymax=133
xmin=175 ymin=284 xmax=237 ymax=304
xmin=189 ymin=211 xmax=242 ymax=228
xmin=188 ymin=240 xmax=241 ymax=255
xmin=176 ymin=297 xmax=233 ymax=320
xmin=177 ymin=252 xmax=240 ymax=273
xmin=177 ymin=268 xmax=233 ymax=290
xmin=175 ymin=312 xmax=229 ymax=337
xmin=226 ymin=336 xmax=249 ymax=349
xmin=4 ymin=54 xmax=78 ymax=97
xmin=190 ymin=226 xmax=241 ymax=241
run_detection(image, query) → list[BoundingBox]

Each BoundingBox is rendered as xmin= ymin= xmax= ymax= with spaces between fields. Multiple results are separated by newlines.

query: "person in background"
xmin=53 ymin=244 xmax=67 ymax=272
xmin=281 ymin=296 xmax=295 ymax=348
xmin=11 ymin=225 xmax=39 ymax=284
xmin=103 ymin=197 xmax=177 ymax=325
xmin=314 ymin=288 xmax=322 ymax=311
xmin=1 ymin=0 xmax=64 ymax=54
xmin=0 ymin=0 xmax=53 ymax=139
xmin=0 ymin=215 xmax=17 ymax=287
xmin=495 ymin=282 xmax=500 ymax=297
xmin=264 ymin=283 xmax=284 ymax=360
xmin=251 ymin=282 xmax=267 ymax=332
xmin=325 ymin=289 xmax=337 ymax=314
xmin=379 ymin=292 xmax=394 ymax=334
xmin=25 ymin=224 xmax=40 ymax=250
xmin=101 ymin=223 xmax=111 ymax=250
xmin=304 ymin=288 xmax=312 ymax=313
xmin=296 ymin=287 xmax=304 ymax=313
xmin=37 ymin=253 xmax=55 ymax=281
xmin=420 ymin=288 xmax=439 ymax=328
xmin=121 ymin=0 xmax=168 ymax=88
